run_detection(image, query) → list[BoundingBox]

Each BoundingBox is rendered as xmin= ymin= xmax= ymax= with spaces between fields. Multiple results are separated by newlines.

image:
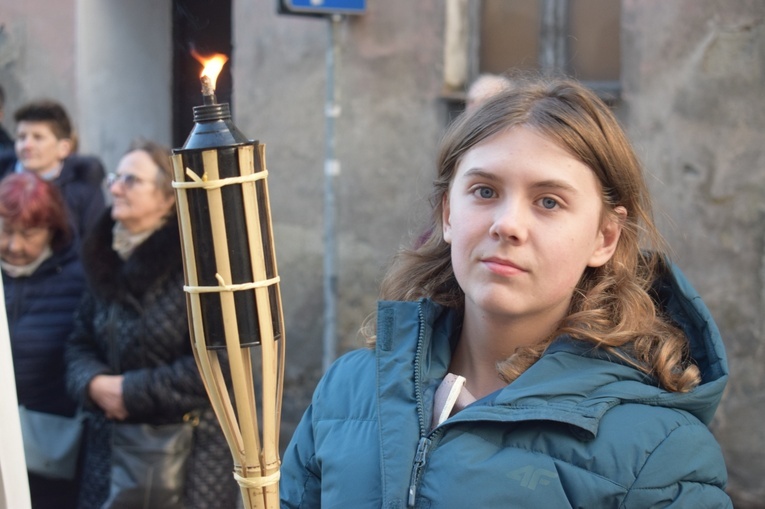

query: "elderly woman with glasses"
xmin=64 ymin=140 xmax=238 ymax=509
xmin=1 ymin=172 xmax=87 ymax=509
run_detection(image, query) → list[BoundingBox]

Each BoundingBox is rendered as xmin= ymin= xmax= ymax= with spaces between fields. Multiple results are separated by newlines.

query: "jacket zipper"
xmin=406 ymin=301 xmax=432 ymax=508
xmin=407 ymin=436 xmax=432 ymax=507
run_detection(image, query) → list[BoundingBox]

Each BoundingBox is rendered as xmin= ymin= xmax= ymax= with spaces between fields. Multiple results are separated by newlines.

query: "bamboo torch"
xmin=171 ymin=52 xmax=285 ymax=509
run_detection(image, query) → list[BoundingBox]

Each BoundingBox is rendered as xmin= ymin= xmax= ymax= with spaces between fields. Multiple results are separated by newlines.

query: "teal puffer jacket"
xmin=281 ymin=264 xmax=731 ymax=508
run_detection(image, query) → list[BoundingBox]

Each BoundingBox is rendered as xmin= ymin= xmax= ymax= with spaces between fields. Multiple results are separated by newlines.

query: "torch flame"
xmin=192 ymin=49 xmax=229 ymax=92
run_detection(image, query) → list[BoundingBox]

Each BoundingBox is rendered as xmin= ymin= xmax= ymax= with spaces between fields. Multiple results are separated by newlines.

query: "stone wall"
xmin=233 ymin=0 xmax=448 ymax=446
xmin=622 ymin=1 xmax=765 ymax=506
xmin=0 ymin=0 xmax=77 ymax=134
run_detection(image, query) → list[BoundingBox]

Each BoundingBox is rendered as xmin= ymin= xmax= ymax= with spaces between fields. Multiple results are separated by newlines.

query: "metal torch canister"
xmin=172 ymin=99 xmax=281 ymax=349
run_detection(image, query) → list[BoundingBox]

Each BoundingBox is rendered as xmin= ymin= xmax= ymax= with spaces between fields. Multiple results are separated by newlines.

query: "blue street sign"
xmin=283 ymin=0 xmax=366 ymax=15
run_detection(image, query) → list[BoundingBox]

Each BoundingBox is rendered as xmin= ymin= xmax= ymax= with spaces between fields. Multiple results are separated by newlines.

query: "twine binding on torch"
xmin=184 ymin=273 xmax=281 ymax=294
xmin=233 ymin=470 xmax=281 ymax=489
xmin=174 ymin=166 xmax=280 ymax=295
xmin=171 ymin=167 xmax=269 ymax=190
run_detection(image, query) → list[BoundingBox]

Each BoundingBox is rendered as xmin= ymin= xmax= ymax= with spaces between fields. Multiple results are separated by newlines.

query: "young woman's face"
xmin=442 ymin=126 xmax=621 ymax=328
xmin=109 ymin=150 xmax=175 ymax=234
xmin=0 ymin=219 xmax=53 ymax=267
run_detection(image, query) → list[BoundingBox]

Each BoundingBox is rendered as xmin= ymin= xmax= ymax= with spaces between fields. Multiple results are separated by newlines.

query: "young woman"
xmin=280 ymin=77 xmax=732 ymax=507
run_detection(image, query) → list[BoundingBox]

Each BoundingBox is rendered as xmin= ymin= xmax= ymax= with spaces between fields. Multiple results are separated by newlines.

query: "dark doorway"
xmin=172 ymin=0 xmax=233 ymax=148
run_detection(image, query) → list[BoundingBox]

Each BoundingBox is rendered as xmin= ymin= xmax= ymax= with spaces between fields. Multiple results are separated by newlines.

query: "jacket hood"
xmin=489 ymin=261 xmax=727 ymax=436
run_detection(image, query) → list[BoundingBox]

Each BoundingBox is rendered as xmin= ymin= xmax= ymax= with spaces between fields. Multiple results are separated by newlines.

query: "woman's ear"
xmin=56 ymin=138 xmax=73 ymax=160
xmin=588 ymin=206 xmax=627 ymax=268
xmin=441 ymin=193 xmax=452 ymax=244
xmin=162 ymin=191 xmax=176 ymax=212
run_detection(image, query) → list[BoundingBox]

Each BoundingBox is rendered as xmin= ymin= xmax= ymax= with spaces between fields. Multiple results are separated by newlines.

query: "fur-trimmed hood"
xmin=81 ymin=208 xmax=182 ymax=302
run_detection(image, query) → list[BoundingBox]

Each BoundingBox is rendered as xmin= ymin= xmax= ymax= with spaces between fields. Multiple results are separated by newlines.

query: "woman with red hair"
xmin=0 ymin=171 xmax=86 ymax=509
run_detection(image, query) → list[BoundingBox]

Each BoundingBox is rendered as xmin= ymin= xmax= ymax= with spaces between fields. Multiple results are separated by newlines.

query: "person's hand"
xmin=88 ymin=374 xmax=129 ymax=420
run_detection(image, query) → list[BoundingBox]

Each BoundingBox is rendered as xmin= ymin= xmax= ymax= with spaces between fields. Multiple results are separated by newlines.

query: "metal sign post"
xmin=322 ymin=14 xmax=341 ymax=372
xmin=277 ymin=3 xmax=364 ymax=372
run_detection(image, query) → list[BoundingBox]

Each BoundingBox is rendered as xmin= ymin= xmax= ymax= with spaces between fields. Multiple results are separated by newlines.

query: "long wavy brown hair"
xmin=369 ymin=76 xmax=699 ymax=393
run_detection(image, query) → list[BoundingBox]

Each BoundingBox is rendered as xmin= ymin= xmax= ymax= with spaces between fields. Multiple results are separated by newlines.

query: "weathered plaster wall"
xmin=0 ymin=0 xmax=77 ymax=136
xmin=233 ymin=0 xmax=446 ymax=444
xmin=622 ymin=1 xmax=765 ymax=506
xmin=76 ymin=0 xmax=173 ymax=173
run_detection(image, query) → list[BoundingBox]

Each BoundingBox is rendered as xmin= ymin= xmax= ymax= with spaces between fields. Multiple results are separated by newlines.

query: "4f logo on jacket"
xmin=507 ymin=465 xmax=558 ymax=490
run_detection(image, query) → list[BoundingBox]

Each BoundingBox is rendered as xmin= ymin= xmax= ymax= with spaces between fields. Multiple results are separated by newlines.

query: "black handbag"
xmin=102 ymin=306 xmax=199 ymax=509
xmin=101 ymin=412 xmax=198 ymax=509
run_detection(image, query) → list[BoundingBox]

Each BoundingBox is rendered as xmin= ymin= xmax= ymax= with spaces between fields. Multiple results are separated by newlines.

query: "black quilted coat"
xmin=65 ymin=210 xmax=238 ymax=509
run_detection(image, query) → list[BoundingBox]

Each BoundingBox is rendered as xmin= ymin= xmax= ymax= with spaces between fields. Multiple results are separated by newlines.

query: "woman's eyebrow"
xmin=530 ymin=179 xmax=579 ymax=194
xmin=461 ymin=168 xmax=579 ymax=194
xmin=461 ymin=168 xmax=501 ymax=182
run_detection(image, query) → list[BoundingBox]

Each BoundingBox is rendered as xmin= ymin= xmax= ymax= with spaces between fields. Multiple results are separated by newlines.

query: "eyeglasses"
xmin=107 ymin=173 xmax=149 ymax=189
